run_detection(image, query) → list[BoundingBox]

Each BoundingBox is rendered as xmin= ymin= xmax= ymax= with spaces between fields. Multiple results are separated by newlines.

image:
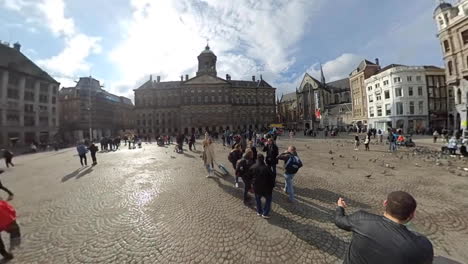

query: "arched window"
xmin=448 ymin=61 xmax=453 ymax=75
xmin=457 ymin=89 xmax=462 ymax=104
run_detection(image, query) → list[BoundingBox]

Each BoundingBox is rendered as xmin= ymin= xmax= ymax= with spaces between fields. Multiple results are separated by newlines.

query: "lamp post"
xmin=88 ymin=76 xmax=92 ymax=142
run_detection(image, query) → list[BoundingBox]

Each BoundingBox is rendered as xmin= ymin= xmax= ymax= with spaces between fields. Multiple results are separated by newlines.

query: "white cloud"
xmin=1 ymin=0 xmax=102 ymax=83
xmin=37 ymin=34 xmax=101 ymax=76
xmin=37 ymin=0 xmax=76 ymax=37
xmin=108 ymin=0 xmax=321 ymax=96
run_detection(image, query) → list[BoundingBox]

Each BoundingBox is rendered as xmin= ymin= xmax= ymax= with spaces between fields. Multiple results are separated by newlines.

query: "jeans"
xmin=205 ymin=164 xmax=213 ymax=174
xmin=255 ymin=194 xmax=272 ymax=216
xmin=91 ymin=153 xmax=97 ymax=164
xmin=79 ymin=154 xmax=87 ymax=166
xmin=284 ymin=173 xmax=295 ymax=201
xmin=0 ymin=221 xmax=21 ymax=256
xmin=243 ymin=178 xmax=251 ymax=202
xmin=389 ymin=142 xmax=397 ymax=152
xmin=268 ymin=164 xmax=277 ymax=186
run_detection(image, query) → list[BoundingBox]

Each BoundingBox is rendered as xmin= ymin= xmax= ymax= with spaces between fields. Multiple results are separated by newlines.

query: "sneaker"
xmin=235 ymin=183 xmax=239 ymax=188
xmin=256 ymin=213 xmax=262 ymax=216
xmin=262 ymin=215 xmax=270 ymax=219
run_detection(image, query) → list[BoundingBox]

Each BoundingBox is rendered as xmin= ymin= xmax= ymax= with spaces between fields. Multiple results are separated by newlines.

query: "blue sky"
xmin=0 ymin=0 xmax=445 ymax=99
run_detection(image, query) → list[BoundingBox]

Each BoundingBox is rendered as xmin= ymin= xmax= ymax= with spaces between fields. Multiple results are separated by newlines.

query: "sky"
xmin=0 ymin=0 xmax=446 ymax=100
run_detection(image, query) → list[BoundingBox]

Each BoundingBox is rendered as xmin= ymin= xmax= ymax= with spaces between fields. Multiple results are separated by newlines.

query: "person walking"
xmin=228 ymin=145 xmax=243 ymax=187
xmin=433 ymin=130 xmax=439 ymax=143
xmin=0 ymin=170 xmax=13 ymax=201
xmin=0 ymin=200 xmax=21 ymax=260
xmin=388 ymin=129 xmax=397 ymax=152
xmin=189 ymin=134 xmax=196 ymax=151
xmin=248 ymin=140 xmax=257 ymax=160
xmin=88 ymin=143 xmax=98 ymax=165
xmin=202 ymin=137 xmax=215 ymax=178
xmin=335 ymin=191 xmax=433 ymax=264
xmin=251 ymin=154 xmax=275 ymax=219
xmin=354 ymin=135 xmax=360 ymax=151
xmin=277 ymin=146 xmax=302 ymax=202
xmin=263 ymin=138 xmax=279 ymax=181
xmin=377 ymin=129 xmax=383 ymax=143
xmin=364 ymin=134 xmax=370 ymax=151
xmin=1 ymin=150 xmax=14 ymax=168
xmin=235 ymin=150 xmax=255 ymax=204
xmin=76 ymin=142 xmax=88 ymax=166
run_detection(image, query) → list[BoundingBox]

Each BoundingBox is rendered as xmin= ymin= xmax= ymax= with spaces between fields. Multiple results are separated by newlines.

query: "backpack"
xmin=228 ymin=151 xmax=239 ymax=164
xmin=285 ymin=155 xmax=303 ymax=174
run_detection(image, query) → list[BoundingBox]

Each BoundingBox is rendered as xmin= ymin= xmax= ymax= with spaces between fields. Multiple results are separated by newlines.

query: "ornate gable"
xmin=299 ymin=73 xmax=321 ymax=92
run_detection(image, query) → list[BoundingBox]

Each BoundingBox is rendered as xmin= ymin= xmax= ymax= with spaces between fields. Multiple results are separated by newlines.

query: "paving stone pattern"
xmin=1 ymin=136 xmax=467 ymax=263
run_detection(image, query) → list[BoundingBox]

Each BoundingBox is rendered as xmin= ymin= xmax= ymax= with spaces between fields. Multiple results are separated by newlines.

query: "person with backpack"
xmin=202 ymin=137 xmax=216 ymax=178
xmin=277 ymin=146 xmax=302 ymax=203
xmin=251 ymin=154 xmax=275 ymax=219
xmin=0 ymin=200 xmax=21 ymax=260
xmin=263 ymin=138 xmax=279 ymax=182
xmin=236 ymin=150 xmax=255 ymax=204
xmin=1 ymin=149 xmax=14 ymax=168
xmin=228 ymin=145 xmax=243 ymax=187
xmin=88 ymin=143 xmax=99 ymax=166
xmin=76 ymin=142 xmax=88 ymax=166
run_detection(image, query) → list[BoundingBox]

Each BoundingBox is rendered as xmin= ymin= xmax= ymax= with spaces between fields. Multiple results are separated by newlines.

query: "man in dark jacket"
xmin=236 ymin=150 xmax=255 ymax=204
xmin=228 ymin=145 xmax=243 ymax=187
xmin=1 ymin=150 xmax=14 ymax=168
xmin=335 ymin=191 xmax=433 ymax=264
xmin=251 ymin=154 xmax=275 ymax=219
xmin=88 ymin=143 xmax=99 ymax=165
xmin=262 ymin=138 xmax=279 ymax=180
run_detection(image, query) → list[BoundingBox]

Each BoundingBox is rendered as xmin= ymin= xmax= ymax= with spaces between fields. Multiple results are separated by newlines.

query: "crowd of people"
xmin=202 ymin=130 xmax=302 ymax=219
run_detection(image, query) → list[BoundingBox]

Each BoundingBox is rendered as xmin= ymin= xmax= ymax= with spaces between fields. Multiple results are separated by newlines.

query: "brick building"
xmin=133 ymin=45 xmax=276 ymax=135
xmin=58 ymin=77 xmax=134 ymax=142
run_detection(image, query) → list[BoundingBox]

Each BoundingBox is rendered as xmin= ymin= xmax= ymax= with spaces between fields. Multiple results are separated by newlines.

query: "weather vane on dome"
xmin=206 ymin=38 xmax=210 ymax=48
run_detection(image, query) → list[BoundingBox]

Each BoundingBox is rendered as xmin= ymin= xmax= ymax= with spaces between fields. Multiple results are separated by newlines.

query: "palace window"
xmin=394 ymin=77 xmax=401 ymax=83
xmin=369 ymin=107 xmax=374 ymax=117
xmin=383 ymin=80 xmax=389 ymax=86
xmin=385 ymin=104 xmax=391 ymax=116
xmin=396 ymin=102 xmax=403 ymax=115
xmin=416 ymin=76 xmax=422 ymax=81
xmin=408 ymin=87 xmax=413 ymax=96
xmin=418 ymin=86 xmax=423 ymax=96
xmin=407 ymin=76 xmax=412 ymax=82
xmin=377 ymin=106 xmax=382 ymax=116
xmin=448 ymin=61 xmax=453 ymax=75
xmin=418 ymin=101 xmax=424 ymax=114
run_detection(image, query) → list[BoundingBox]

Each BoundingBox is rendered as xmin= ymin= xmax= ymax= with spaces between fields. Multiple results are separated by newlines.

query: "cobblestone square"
xmin=1 ymin=136 xmax=467 ymax=263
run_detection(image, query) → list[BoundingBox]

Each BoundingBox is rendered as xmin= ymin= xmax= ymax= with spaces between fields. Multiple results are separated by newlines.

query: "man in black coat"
xmin=235 ymin=150 xmax=255 ymax=204
xmin=262 ymin=138 xmax=279 ymax=181
xmin=88 ymin=143 xmax=99 ymax=165
xmin=251 ymin=154 xmax=275 ymax=219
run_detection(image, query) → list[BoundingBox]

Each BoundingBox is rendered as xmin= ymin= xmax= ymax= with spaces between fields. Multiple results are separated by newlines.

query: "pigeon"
xmin=329 ymin=150 xmax=333 ymax=154
xmin=170 ymin=156 xmax=176 ymax=159
xmin=364 ymin=174 xmax=372 ymax=178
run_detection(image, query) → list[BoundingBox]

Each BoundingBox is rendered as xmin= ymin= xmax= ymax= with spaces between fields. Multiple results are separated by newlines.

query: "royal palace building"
xmin=134 ymin=45 xmax=276 ymax=135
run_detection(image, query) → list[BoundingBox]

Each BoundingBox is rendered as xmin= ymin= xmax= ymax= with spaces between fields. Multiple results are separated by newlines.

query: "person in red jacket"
xmin=0 ymin=201 xmax=21 ymax=260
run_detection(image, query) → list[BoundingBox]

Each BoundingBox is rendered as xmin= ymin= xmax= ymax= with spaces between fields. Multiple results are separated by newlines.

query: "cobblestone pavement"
xmin=1 ymin=136 xmax=467 ymax=263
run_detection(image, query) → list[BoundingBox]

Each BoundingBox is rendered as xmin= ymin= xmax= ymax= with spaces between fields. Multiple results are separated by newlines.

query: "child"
xmin=354 ymin=135 xmax=360 ymax=150
xmin=0 ymin=200 xmax=21 ymax=260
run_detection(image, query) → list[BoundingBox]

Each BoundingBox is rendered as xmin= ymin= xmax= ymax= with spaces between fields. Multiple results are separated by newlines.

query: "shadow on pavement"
xmin=294 ymin=187 xmax=371 ymax=209
xmin=434 ymin=256 xmax=464 ymax=264
xmin=211 ymin=176 xmax=348 ymax=260
xmin=61 ymin=167 xmax=93 ymax=182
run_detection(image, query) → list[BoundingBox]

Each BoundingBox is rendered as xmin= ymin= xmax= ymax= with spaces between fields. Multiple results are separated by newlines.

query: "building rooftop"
xmin=327 ymin=78 xmax=350 ymax=92
xmin=0 ymin=42 xmax=58 ymax=84
xmin=280 ymin=92 xmax=296 ymax=103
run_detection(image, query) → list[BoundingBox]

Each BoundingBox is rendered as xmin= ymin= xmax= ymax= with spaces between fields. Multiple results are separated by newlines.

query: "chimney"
xmin=150 ymin=74 xmax=153 ymax=81
xmin=180 ymin=75 xmax=183 ymax=81
xmin=260 ymin=74 xmax=263 ymax=81
xmin=13 ymin=42 xmax=21 ymax=51
xmin=226 ymin=74 xmax=231 ymax=80
xmin=375 ymin=58 xmax=380 ymax=65
xmin=157 ymin=76 xmax=160 ymax=82
xmin=252 ymin=75 xmax=256 ymax=82
xmin=185 ymin=74 xmax=189 ymax=81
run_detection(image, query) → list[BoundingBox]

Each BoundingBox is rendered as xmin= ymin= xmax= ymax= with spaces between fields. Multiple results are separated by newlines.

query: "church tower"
xmin=196 ymin=45 xmax=217 ymax=76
